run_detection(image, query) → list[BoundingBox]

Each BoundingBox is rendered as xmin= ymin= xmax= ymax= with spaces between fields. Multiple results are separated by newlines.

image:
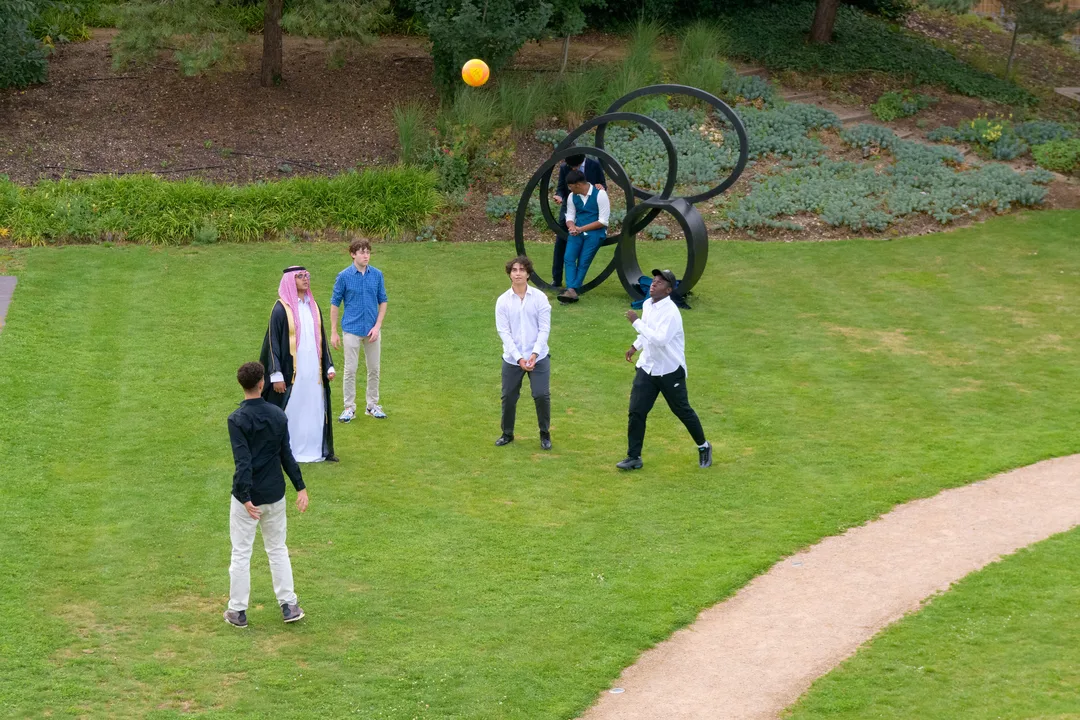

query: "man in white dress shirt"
xmin=495 ymin=255 xmax=553 ymax=450
xmin=618 ymin=269 xmax=711 ymax=470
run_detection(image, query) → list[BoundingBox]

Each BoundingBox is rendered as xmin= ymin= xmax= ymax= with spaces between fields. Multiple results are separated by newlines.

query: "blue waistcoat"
xmin=572 ymin=190 xmax=606 ymax=240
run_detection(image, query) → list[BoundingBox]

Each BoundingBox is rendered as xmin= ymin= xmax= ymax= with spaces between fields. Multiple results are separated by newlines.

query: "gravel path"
xmin=581 ymin=454 xmax=1080 ymax=720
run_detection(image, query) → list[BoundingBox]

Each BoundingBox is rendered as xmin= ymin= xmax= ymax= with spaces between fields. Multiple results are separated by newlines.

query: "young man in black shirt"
xmin=224 ymin=361 xmax=310 ymax=628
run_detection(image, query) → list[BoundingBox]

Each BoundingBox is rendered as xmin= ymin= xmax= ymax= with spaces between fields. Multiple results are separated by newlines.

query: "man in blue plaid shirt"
xmin=330 ymin=238 xmax=388 ymax=422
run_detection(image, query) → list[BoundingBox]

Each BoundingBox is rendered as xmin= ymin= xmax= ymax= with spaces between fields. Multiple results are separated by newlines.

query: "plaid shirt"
xmin=331 ymin=264 xmax=387 ymax=337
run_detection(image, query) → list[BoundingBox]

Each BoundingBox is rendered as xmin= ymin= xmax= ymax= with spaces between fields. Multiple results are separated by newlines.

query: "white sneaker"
xmin=366 ymin=404 xmax=387 ymax=419
xmin=338 ymin=408 xmax=355 ymax=423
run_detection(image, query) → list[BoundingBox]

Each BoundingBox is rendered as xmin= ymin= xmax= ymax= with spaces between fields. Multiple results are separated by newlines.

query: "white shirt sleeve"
xmin=565 ymin=195 xmax=576 ymax=224
xmin=597 ymin=188 xmax=610 ymax=226
xmin=632 ymin=306 xmax=678 ymax=348
xmin=270 ymin=372 xmax=285 ymax=383
xmin=531 ymin=294 xmax=551 ymax=358
xmin=495 ymin=296 xmax=523 ymax=362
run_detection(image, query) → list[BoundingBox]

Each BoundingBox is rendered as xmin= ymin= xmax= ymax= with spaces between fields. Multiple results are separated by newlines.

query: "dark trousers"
xmin=553 ymin=208 xmax=568 ymax=286
xmin=627 ymin=366 xmax=705 ymax=458
xmin=501 ymin=356 xmax=551 ymax=436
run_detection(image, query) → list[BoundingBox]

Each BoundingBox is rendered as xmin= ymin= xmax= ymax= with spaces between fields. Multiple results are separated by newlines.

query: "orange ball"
xmin=461 ymin=58 xmax=490 ymax=87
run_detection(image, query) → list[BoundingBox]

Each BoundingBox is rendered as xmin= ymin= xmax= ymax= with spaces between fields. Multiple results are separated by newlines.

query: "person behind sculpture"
xmin=617 ymin=269 xmax=712 ymax=471
xmin=260 ymin=266 xmax=338 ymax=463
xmin=559 ymin=169 xmax=610 ymax=303
xmin=495 ymin=255 xmax=553 ymax=450
xmin=224 ymin=361 xmax=309 ymax=629
xmin=331 ymin=237 xmax=388 ymax=422
xmin=552 ymin=154 xmax=605 ymax=289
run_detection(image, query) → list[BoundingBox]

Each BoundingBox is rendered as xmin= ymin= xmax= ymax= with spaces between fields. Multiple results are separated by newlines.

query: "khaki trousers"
xmin=343 ymin=332 xmax=381 ymax=412
xmin=228 ymin=497 xmax=296 ymax=611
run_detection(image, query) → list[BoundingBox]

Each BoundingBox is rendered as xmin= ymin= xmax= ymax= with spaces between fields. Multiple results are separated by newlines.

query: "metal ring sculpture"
xmin=514 ymin=84 xmax=750 ymax=301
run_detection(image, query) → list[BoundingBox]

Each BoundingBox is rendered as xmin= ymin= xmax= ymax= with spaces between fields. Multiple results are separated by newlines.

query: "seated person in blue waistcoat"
xmin=552 ymin=154 xmax=605 ymax=289
xmin=559 ymin=170 xmax=611 ymax=304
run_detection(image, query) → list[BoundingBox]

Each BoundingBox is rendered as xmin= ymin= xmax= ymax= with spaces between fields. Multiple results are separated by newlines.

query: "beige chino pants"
xmin=342 ymin=332 xmax=381 ymax=412
xmin=228 ymin=497 xmax=297 ymax=611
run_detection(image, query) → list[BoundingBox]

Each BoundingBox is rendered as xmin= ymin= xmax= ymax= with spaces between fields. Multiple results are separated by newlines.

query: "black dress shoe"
xmin=495 ymin=434 xmax=514 ymax=446
xmin=325 ymin=454 xmax=340 ymax=463
xmin=616 ymin=456 xmax=643 ymax=470
xmin=698 ymin=442 xmax=712 ymax=468
xmin=540 ymin=432 xmax=552 ymax=450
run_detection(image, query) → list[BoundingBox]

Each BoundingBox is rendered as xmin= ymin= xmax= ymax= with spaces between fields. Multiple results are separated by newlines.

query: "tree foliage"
xmin=1003 ymin=0 xmax=1080 ymax=77
xmin=414 ymin=0 xmax=552 ymax=95
xmin=0 ymin=0 xmax=49 ymax=88
xmin=112 ymin=0 xmax=388 ymax=85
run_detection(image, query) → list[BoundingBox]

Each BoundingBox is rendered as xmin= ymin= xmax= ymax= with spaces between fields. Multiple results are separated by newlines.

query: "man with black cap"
xmin=618 ymin=268 xmax=711 ymax=470
xmin=259 ymin=266 xmax=338 ymax=463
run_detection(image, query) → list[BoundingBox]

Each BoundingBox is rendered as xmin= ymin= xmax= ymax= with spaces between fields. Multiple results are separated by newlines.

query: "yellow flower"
xmin=0 ymin=227 xmax=9 ymax=238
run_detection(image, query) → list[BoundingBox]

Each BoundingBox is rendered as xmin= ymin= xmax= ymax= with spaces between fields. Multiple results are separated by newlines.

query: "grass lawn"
xmin=1 ymin=210 xmax=1078 ymax=718
xmin=785 ymin=525 xmax=1080 ymax=719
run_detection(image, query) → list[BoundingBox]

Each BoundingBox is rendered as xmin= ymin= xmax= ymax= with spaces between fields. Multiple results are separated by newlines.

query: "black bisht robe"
xmin=259 ymin=299 xmax=336 ymax=461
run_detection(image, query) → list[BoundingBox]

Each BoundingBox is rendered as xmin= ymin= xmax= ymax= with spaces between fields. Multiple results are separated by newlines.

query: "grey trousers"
xmin=501 ymin=356 xmax=551 ymax=436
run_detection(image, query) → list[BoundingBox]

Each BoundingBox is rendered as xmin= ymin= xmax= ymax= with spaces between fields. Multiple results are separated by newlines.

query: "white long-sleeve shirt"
xmin=496 ymin=285 xmax=551 ymax=364
xmin=632 ymin=295 xmax=686 ymax=376
xmin=564 ymin=185 xmax=610 ymax=227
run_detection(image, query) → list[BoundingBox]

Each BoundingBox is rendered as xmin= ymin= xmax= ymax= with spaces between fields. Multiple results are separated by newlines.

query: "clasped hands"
xmin=518 ymin=353 xmax=539 ymax=372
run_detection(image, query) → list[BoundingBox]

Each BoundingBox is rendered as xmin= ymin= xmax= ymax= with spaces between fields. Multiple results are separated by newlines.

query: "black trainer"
xmin=698 ymin=442 xmax=712 ymax=468
xmin=282 ymin=603 xmax=305 ymax=623
xmin=540 ymin=432 xmax=552 ymax=450
xmin=495 ymin=434 xmax=514 ymax=446
xmin=616 ymin=456 xmax=643 ymax=470
xmin=223 ymin=609 xmax=247 ymax=628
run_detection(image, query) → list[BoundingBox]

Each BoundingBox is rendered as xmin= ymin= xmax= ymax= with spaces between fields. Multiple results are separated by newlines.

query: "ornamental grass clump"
xmin=0 ymin=168 xmax=441 ymax=245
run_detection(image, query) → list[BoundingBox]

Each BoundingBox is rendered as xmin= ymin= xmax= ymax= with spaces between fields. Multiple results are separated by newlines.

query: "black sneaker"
xmin=699 ymin=442 xmax=712 ymax=468
xmin=495 ymin=434 xmax=514 ymax=446
xmin=282 ymin=603 xmax=305 ymax=623
xmin=540 ymin=432 xmax=552 ymax=450
xmin=616 ymin=456 xmax=643 ymax=470
xmin=223 ymin=609 xmax=247 ymax=628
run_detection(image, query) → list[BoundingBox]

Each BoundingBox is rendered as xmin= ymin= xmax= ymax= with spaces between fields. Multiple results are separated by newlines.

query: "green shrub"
xmin=1 ymin=0 xmax=49 ymax=88
xmin=29 ymin=4 xmax=92 ymax=43
xmin=0 ymin=168 xmax=441 ymax=245
xmin=716 ymin=2 xmax=1035 ymax=106
xmin=1031 ymin=139 xmax=1080 ymax=173
xmin=392 ymin=100 xmax=429 ymax=166
xmin=870 ymin=90 xmax=935 ymax=122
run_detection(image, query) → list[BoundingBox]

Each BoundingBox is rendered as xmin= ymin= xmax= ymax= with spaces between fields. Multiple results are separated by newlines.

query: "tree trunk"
xmin=809 ymin=0 xmax=840 ymax=44
xmin=261 ymin=0 xmax=283 ymax=87
xmin=560 ymin=35 xmax=570 ymax=74
xmin=1004 ymin=20 xmax=1020 ymax=79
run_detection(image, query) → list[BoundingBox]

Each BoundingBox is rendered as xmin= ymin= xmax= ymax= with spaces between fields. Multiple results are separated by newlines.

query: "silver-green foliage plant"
xmin=725 ymin=124 xmax=1050 ymax=232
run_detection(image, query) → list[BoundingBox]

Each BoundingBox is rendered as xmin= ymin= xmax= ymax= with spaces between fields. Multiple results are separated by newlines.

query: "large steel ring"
xmin=538 ymin=111 xmax=679 ymax=240
xmin=515 ymin=84 xmax=749 ymax=300
xmin=514 ymin=144 xmax=636 ymax=293
xmin=618 ymin=197 xmax=708 ymax=301
xmin=595 ymin=83 xmax=749 ymax=204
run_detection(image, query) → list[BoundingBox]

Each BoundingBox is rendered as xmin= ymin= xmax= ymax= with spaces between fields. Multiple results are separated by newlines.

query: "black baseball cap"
xmin=651 ymin=268 xmax=678 ymax=289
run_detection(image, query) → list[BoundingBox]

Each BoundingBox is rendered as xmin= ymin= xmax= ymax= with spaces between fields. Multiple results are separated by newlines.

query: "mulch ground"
xmin=1 ymin=28 xmax=1077 ymax=246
